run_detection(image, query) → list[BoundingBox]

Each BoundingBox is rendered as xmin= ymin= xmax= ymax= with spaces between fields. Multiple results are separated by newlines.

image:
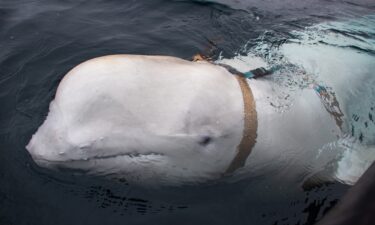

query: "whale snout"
xmin=26 ymin=129 xmax=101 ymax=174
xmin=26 ymin=129 xmax=66 ymax=169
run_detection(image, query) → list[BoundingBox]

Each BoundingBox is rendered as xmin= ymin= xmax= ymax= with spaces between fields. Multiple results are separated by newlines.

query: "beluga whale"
xmin=26 ymin=50 xmax=375 ymax=186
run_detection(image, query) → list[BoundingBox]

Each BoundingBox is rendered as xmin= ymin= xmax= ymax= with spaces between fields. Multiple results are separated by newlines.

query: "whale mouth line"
xmin=34 ymin=152 xmax=165 ymax=164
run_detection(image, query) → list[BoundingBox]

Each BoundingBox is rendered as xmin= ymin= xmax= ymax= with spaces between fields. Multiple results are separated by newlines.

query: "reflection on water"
xmin=0 ymin=0 xmax=374 ymax=224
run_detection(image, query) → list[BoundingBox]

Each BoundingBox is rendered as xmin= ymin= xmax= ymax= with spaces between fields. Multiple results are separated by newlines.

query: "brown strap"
xmin=225 ymin=75 xmax=258 ymax=174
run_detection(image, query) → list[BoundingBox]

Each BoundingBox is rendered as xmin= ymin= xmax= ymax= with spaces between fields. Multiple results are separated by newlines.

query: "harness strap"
xmin=217 ymin=63 xmax=274 ymax=79
xmin=192 ymin=58 xmax=263 ymax=174
xmin=225 ymin=75 xmax=258 ymax=174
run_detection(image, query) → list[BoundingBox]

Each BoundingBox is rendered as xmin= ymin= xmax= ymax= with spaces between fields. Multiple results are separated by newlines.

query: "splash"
xmin=218 ymin=15 xmax=375 ymax=184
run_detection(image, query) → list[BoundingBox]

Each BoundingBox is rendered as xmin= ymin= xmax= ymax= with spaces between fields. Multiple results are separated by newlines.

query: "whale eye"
xmin=199 ymin=136 xmax=212 ymax=146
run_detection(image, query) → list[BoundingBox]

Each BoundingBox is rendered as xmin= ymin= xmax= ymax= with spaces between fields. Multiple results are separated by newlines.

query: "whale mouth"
xmin=33 ymin=152 xmax=165 ymax=165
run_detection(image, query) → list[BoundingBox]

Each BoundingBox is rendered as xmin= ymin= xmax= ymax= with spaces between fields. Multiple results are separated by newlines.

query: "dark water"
xmin=1 ymin=0 xmax=374 ymax=225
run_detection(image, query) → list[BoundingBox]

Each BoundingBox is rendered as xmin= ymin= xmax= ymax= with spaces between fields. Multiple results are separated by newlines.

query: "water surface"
xmin=0 ymin=0 xmax=374 ymax=224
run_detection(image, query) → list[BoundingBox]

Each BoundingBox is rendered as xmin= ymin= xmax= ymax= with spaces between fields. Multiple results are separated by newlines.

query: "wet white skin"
xmin=217 ymin=55 xmax=342 ymax=184
xmin=26 ymin=55 xmax=245 ymax=185
xmin=218 ymin=40 xmax=375 ymax=185
xmin=27 ymin=47 xmax=374 ymax=186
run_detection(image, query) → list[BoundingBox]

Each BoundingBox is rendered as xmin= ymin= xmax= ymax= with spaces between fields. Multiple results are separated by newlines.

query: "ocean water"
xmin=0 ymin=0 xmax=374 ymax=225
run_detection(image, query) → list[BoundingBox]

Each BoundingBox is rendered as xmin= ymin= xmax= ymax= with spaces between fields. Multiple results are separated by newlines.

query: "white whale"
xmin=26 ymin=51 xmax=374 ymax=186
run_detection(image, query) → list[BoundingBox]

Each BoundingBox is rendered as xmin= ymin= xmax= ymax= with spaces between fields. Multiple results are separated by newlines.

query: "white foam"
xmin=218 ymin=16 xmax=375 ymax=185
xmin=280 ymin=18 xmax=375 ymax=184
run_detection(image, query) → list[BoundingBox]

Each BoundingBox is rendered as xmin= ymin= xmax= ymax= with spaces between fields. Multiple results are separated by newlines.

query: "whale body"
xmin=26 ymin=53 xmax=372 ymax=186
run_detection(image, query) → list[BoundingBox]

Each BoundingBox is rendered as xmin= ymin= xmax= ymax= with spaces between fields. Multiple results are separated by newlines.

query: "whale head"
xmin=26 ymin=55 xmax=247 ymax=186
